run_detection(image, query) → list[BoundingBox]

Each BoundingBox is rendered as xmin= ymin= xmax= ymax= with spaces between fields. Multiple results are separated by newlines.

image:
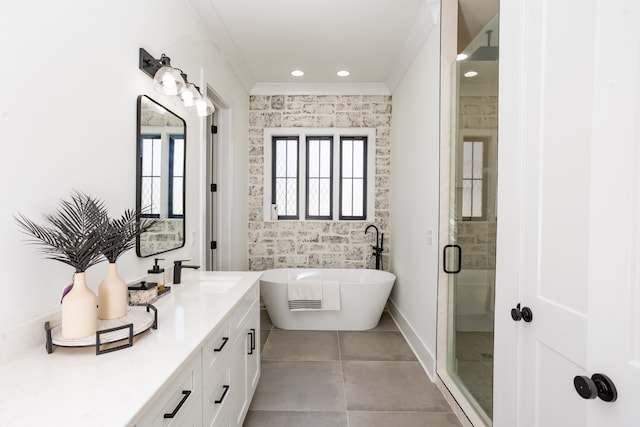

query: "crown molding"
xmin=250 ymin=82 xmax=391 ymax=96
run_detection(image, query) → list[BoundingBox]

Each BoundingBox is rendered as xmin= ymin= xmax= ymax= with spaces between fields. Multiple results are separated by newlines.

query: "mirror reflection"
xmin=136 ymin=95 xmax=186 ymax=257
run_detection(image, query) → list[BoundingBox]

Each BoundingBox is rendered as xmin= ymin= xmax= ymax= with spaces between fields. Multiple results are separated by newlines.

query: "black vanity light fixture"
xmin=139 ymin=48 xmax=215 ymax=117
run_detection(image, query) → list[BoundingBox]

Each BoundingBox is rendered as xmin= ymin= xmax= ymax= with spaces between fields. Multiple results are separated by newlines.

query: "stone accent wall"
xmin=247 ymin=95 xmax=392 ymax=271
xmin=456 ymin=221 xmax=496 ymax=270
xmin=139 ymin=218 xmax=184 ymax=256
xmin=459 ymin=96 xmax=498 ymax=129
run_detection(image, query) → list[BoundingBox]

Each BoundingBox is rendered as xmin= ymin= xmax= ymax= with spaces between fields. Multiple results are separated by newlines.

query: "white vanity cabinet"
xmin=0 ymin=272 xmax=262 ymax=427
xmin=135 ymin=275 xmax=261 ymax=427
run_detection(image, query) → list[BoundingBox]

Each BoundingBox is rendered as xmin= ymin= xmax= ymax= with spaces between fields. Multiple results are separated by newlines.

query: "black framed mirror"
xmin=136 ymin=95 xmax=186 ymax=257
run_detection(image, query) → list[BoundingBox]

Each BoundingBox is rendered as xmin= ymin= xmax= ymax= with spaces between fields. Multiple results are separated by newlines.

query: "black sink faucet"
xmin=173 ymin=260 xmax=200 ymax=284
xmin=365 ymin=224 xmax=384 ymax=270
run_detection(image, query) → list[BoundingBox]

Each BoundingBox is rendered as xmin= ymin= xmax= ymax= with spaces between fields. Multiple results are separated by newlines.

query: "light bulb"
xmin=153 ymin=66 xmax=186 ymax=96
xmin=193 ymin=97 xmax=215 ymax=117
xmin=179 ymin=84 xmax=201 ymax=107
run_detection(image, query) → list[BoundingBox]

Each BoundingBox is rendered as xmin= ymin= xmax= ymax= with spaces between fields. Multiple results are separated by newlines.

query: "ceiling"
xmin=186 ymin=0 xmax=441 ymax=94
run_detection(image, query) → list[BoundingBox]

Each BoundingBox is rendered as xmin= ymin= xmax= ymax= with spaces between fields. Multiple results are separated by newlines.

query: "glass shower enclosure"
xmin=442 ymin=12 xmax=499 ymax=426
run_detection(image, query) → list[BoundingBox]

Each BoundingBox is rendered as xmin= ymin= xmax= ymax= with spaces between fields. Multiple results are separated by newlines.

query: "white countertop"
xmin=0 ymin=270 xmax=262 ymax=427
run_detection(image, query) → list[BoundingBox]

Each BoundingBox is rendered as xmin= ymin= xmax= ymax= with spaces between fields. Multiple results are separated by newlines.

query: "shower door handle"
xmin=443 ymin=244 xmax=462 ymax=274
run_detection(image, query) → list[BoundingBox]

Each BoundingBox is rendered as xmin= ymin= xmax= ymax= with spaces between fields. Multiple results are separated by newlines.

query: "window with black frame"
xmin=340 ymin=136 xmax=367 ymax=220
xmin=140 ymin=134 xmax=162 ymax=218
xmin=306 ymin=136 xmax=333 ymax=219
xmin=272 ymin=136 xmax=299 ymax=219
xmin=168 ymin=135 xmax=185 ymax=218
xmin=269 ymin=132 xmax=370 ymax=221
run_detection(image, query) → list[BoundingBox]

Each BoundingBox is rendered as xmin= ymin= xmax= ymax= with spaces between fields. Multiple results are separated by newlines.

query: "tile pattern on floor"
xmin=245 ymin=310 xmax=462 ymax=427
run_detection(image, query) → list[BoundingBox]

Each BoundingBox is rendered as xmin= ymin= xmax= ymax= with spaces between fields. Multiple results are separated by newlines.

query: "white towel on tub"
xmin=322 ymin=280 xmax=341 ymax=311
xmin=288 ymin=280 xmax=322 ymax=311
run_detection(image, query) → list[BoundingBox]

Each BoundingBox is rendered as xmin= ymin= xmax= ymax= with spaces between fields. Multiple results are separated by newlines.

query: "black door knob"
xmin=573 ymin=373 xmax=617 ymax=402
xmin=511 ymin=303 xmax=533 ymax=322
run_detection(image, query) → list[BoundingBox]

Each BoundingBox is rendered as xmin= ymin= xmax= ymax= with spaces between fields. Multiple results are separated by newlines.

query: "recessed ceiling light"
xmin=464 ymin=71 xmax=479 ymax=78
xmin=456 ymin=53 xmax=468 ymax=61
xmin=337 ymin=70 xmax=350 ymax=77
xmin=291 ymin=70 xmax=304 ymax=77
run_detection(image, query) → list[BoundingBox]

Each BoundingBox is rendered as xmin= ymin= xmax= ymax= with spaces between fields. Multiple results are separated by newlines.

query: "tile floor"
xmin=455 ymin=331 xmax=494 ymax=418
xmin=244 ymin=310 xmax=462 ymax=427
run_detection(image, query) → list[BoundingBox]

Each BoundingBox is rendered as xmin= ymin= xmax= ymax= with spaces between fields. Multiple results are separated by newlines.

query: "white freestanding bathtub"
xmin=260 ymin=268 xmax=396 ymax=330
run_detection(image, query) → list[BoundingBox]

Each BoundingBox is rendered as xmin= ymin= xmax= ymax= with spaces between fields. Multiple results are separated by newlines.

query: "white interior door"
xmin=496 ymin=0 xmax=640 ymax=425
xmin=586 ymin=1 xmax=640 ymax=425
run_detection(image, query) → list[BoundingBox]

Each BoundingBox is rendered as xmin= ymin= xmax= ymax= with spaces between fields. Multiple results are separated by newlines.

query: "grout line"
xmin=337 ymin=330 xmax=350 ymax=427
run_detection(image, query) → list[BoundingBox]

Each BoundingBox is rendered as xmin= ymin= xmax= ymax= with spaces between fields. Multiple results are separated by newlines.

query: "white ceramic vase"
xmin=98 ymin=263 xmax=128 ymax=320
xmin=61 ymin=272 xmax=98 ymax=339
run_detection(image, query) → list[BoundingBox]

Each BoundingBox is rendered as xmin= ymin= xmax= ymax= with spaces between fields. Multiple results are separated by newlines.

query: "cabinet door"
xmin=245 ymin=308 xmax=260 ymax=399
xmin=231 ymin=304 xmax=260 ymax=427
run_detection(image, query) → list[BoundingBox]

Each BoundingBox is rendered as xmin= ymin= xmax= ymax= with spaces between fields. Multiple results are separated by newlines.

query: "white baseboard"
xmin=387 ymin=299 xmax=436 ymax=380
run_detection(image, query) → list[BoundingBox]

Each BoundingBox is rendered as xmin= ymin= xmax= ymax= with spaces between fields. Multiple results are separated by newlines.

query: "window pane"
xmin=353 ymin=140 xmax=364 ymax=178
xmin=151 ymin=177 xmax=161 ymax=214
xmin=472 ymin=180 xmax=483 ymax=217
xmin=342 ymin=140 xmax=353 ymax=178
xmin=172 ymin=138 xmax=184 ymax=176
xmin=351 ymin=178 xmax=364 ymax=216
xmin=463 ymin=141 xmax=473 ymax=179
xmin=275 ymin=178 xmax=287 ymax=210
xmin=342 ymin=180 xmax=353 ymax=215
xmin=287 ymin=140 xmax=297 ymax=177
xmin=473 ymin=141 xmax=483 ymax=179
xmin=320 ymin=140 xmax=331 ymax=177
xmin=308 ymin=179 xmax=319 ymax=216
xmin=276 ymin=141 xmax=287 ymax=176
xmin=142 ymin=139 xmax=154 ymax=175
xmin=462 ymin=180 xmax=472 ymax=217
xmin=172 ymin=177 xmax=183 ymax=215
xmin=141 ymin=177 xmax=152 ymax=210
xmin=308 ymin=139 xmax=319 ymax=176
xmin=319 ymin=179 xmax=331 ymax=216
xmin=286 ymin=178 xmax=297 ymax=215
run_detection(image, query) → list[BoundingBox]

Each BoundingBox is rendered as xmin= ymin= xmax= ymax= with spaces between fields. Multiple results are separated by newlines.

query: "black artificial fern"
xmin=15 ymin=191 xmax=109 ymax=272
xmin=100 ymin=209 xmax=155 ymax=263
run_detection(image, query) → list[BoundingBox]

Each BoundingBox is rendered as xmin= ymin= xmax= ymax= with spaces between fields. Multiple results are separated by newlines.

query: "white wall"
xmin=0 ymin=0 xmax=248 ymax=337
xmin=389 ymin=23 xmax=441 ymax=377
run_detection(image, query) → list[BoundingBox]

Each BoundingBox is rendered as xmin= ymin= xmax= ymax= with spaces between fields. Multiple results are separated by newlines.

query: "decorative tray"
xmin=44 ymin=304 xmax=157 ymax=355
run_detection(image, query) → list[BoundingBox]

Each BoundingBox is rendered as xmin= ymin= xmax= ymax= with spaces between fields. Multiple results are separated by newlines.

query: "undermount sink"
xmin=197 ymin=281 xmax=237 ymax=293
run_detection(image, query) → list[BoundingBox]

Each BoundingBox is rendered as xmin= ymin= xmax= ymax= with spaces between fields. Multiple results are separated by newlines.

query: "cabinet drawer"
xmin=202 ymin=320 xmax=232 ymax=383
xmin=135 ymin=354 xmax=202 ymax=427
xmin=203 ymin=354 xmax=232 ymax=427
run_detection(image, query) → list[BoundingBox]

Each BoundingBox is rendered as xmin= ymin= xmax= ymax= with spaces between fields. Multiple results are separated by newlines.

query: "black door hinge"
xmin=210 ymin=183 xmax=217 ymax=192
xmin=210 ymin=241 xmax=217 ymax=250
xmin=211 ymin=125 xmax=218 ymax=134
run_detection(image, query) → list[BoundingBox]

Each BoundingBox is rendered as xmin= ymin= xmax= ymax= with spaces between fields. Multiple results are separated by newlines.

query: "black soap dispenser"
xmin=148 ymin=258 xmax=165 ymax=292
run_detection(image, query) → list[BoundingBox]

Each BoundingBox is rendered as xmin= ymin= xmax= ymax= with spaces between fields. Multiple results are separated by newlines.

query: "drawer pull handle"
xmin=213 ymin=337 xmax=229 ymax=352
xmin=248 ymin=329 xmax=256 ymax=355
xmin=163 ymin=390 xmax=191 ymax=419
xmin=214 ymin=385 xmax=230 ymax=404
